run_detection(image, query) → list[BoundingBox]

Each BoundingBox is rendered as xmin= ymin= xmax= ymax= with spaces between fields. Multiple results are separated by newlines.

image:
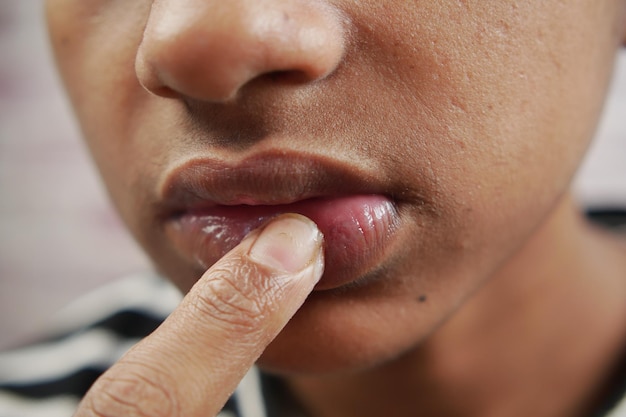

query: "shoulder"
xmin=603 ymin=395 xmax=626 ymax=417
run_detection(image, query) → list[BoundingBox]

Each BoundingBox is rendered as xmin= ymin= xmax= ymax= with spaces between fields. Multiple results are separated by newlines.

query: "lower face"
xmin=47 ymin=0 xmax=623 ymax=373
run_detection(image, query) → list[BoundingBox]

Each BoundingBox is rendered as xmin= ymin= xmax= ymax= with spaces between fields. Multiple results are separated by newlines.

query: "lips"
xmin=159 ymin=153 xmax=401 ymax=290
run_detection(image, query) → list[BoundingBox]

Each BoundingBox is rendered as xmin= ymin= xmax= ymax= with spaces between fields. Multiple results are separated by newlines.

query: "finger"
xmin=75 ymin=214 xmax=324 ymax=417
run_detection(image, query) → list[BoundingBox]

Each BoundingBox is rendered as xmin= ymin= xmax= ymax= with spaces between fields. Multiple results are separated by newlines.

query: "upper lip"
xmin=158 ymin=151 xmax=388 ymax=216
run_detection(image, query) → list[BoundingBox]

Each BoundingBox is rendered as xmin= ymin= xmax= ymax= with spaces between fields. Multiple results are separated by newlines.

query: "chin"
xmin=253 ymin=290 xmax=442 ymax=376
xmin=256 ymin=335 xmax=399 ymax=377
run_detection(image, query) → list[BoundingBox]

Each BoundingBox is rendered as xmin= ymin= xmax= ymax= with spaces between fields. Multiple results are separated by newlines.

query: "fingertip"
xmin=248 ymin=214 xmax=324 ymax=277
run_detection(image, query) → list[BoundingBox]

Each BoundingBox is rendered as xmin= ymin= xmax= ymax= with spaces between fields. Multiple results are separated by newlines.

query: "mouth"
xmin=159 ymin=152 xmax=401 ymax=290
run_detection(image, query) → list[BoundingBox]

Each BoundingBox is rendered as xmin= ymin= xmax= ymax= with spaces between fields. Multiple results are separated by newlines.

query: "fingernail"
xmin=249 ymin=214 xmax=323 ymax=274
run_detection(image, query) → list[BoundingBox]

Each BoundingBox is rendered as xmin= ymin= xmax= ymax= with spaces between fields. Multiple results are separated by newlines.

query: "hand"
xmin=74 ymin=214 xmax=324 ymax=417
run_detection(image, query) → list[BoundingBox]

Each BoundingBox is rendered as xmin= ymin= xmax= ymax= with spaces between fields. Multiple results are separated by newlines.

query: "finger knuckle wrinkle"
xmin=85 ymin=369 xmax=180 ymax=417
xmin=192 ymin=264 xmax=279 ymax=330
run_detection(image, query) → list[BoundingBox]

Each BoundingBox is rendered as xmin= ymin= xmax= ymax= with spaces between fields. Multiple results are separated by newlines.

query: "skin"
xmin=45 ymin=0 xmax=626 ymax=416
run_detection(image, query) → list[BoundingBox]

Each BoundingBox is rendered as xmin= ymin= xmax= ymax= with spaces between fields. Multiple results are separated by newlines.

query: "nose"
xmin=136 ymin=0 xmax=346 ymax=101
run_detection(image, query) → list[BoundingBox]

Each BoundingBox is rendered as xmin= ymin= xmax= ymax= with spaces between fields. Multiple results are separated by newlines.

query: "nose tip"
xmin=136 ymin=0 xmax=346 ymax=101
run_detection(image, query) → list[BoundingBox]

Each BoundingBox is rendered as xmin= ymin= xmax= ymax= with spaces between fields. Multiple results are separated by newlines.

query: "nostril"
xmin=151 ymin=85 xmax=180 ymax=99
xmin=264 ymin=70 xmax=314 ymax=85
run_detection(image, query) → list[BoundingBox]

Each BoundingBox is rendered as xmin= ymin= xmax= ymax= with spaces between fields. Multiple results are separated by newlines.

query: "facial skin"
xmin=46 ymin=0 xmax=626 ymax=378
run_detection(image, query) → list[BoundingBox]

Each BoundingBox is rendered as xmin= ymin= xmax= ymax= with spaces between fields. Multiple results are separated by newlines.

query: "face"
xmin=47 ymin=0 xmax=626 ymax=373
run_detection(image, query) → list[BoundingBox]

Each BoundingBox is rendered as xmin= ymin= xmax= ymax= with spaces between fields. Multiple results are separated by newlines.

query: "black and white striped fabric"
xmin=0 ymin=274 xmax=269 ymax=417
xmin=1 ymin=211 xmax=625 ymax=417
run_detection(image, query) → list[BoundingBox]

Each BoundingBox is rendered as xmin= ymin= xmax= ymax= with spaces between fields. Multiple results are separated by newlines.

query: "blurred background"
xmin=0 ymin=1 xmax=150 ymax=349
xmin=1 ymin=1 xmax=625 ymax=350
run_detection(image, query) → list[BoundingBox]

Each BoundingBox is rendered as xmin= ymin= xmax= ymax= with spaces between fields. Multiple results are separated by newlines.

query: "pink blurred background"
xmin=1 ymin=1 xmax=625 ymax=349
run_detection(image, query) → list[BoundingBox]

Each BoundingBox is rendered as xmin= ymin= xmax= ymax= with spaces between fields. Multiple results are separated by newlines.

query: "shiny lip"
xmin=157 ymin=151 xmax=401 ymax=290
xmin=158 ymin=151 xmax=390 ymax=217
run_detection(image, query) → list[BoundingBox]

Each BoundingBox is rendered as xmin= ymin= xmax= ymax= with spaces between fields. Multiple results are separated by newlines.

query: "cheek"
xmin=358 ymin=1 xmax=615 ymax=230
xmin=47 ymin=0 xmax=155 ymax=221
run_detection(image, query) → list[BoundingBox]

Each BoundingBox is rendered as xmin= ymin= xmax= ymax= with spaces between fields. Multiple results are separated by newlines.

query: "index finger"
xmin=75 ymin=214 xmax=324 ymax=417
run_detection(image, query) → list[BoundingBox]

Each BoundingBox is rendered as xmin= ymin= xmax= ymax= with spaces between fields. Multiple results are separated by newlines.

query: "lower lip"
xmin=165 ymin=195 xmax=399 ymax=290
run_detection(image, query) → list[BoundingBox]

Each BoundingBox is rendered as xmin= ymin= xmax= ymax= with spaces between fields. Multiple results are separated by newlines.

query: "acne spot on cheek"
xmin=417 ymin=295 xmax=428 ymax=303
